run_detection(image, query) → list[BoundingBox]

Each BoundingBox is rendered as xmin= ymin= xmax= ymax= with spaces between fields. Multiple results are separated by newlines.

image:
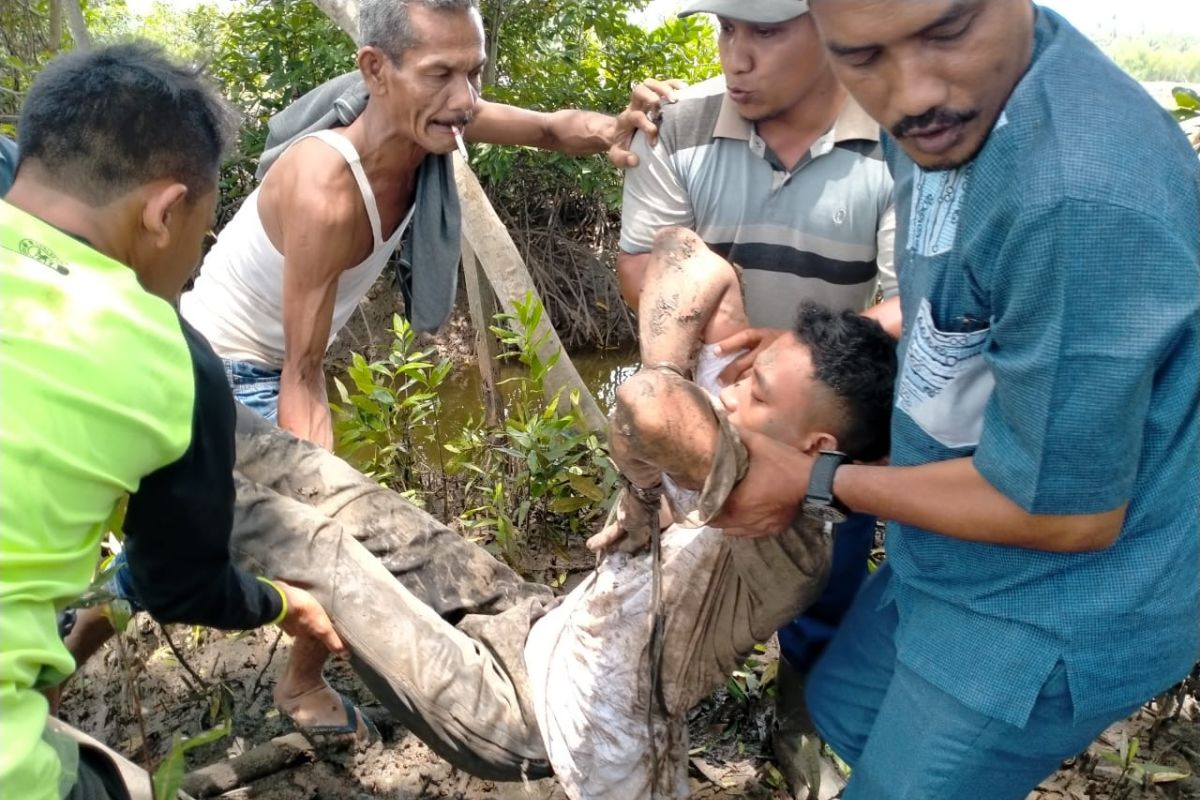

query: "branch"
xmin=48 ymin=0 xmax=62 ymax=52
xmin=64 ymin=0 xmax=92 ymax=50
xmin=308 ymin=0 xmax=359 ymax=41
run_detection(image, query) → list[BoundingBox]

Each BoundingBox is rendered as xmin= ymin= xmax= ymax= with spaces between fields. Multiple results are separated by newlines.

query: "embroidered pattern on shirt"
xmin=908 ymin=164 xmax=972 ymax=258
xmin=897 ymin=297 xmax=994 ymax=449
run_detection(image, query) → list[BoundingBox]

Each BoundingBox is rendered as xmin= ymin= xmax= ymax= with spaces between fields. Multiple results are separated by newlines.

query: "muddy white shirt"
xmin=523 ymin=348 xmax=831 ymax=800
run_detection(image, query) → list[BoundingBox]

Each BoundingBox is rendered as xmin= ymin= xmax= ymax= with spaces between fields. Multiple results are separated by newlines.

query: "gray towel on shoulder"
xmin=257 ymin=72 xmax=460 ymax=332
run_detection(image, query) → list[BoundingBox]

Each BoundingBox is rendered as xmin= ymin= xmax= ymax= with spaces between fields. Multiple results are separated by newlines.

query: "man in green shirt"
xmin=0 ymin=43 xmax=342 ymax=800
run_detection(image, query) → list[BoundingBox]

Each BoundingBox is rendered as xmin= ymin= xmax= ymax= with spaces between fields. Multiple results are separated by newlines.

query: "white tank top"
xmin=181 ymin=130 xmax=414 ymax=368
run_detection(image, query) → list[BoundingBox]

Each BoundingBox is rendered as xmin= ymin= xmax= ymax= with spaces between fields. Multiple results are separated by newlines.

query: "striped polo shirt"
xmin=620 ymin=76 xmax=895 ymax=328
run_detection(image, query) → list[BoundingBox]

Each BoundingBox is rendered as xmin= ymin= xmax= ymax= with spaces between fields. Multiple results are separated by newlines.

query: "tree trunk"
xmin=309 ymin=0 xmax=359 ymax=42
xmin=64 ymin=0 xmax=91 ymax=50
xmin=48 ymin=0 xmax=62 ymax=52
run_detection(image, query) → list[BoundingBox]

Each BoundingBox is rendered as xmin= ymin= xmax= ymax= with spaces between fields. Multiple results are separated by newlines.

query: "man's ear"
xmin=358 ymin=46 xmax=390 ymax=94
xmin=141 ymin=182 xmax=189 ymax=249
xmin=800 ymin=431 xmax=838 ymax=456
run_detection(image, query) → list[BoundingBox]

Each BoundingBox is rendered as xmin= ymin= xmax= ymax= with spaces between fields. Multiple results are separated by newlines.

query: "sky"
xmin=126 ymin=0 xmax=1200 ymax=39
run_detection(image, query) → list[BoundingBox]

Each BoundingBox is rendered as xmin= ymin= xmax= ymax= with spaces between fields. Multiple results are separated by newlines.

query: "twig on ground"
xmin=161 ymin=624 xmax=211 ymax=692
xmin=249 ymin=629 xmax=285 ymax=703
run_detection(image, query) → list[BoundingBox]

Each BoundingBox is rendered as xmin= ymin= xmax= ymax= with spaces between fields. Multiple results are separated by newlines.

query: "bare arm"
xmin=267 ymin=155 xmax=367 ymax=449
xmin=714 ymin=437 xmax=1125 ymax=553
xmin=616 ymin=250 xmax=650 ymax=310
xmin=467 ymin=79 xmax=684 ymax=166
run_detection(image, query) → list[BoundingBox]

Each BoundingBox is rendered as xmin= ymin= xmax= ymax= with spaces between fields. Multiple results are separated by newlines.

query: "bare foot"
xmin=273 ymin=635 xmax=374 ymax=747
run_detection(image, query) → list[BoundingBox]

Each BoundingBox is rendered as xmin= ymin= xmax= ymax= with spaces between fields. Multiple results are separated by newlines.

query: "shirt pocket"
xmin=897 ymin=297 xmax=994 ymax=449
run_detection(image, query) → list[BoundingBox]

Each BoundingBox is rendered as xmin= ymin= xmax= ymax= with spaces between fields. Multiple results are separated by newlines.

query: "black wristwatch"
xmin=803 ymin=450 xmax=850 ymax=524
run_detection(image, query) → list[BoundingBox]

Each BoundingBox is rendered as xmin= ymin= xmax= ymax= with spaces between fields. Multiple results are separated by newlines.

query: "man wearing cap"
xmin=616 ymin=1 xmax=894 ymax=792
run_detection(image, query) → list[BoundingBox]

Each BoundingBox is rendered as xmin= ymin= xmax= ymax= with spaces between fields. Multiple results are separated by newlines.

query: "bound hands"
xmin=273 ymin=579 xmax=346 ymax=654
xmin=608 ymin=78 xmax=688 ymax=168
xmin=587 ymin=482 xmax=668 ymax=556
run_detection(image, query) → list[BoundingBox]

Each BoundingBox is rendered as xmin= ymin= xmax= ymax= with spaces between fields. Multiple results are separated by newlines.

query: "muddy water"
xmin=434 ymin=346 xmax=640 ymax=431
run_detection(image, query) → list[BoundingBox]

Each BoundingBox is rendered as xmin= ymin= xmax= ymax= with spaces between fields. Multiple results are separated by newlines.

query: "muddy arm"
xmin=637 ymin=227 xmax=746 ymax=376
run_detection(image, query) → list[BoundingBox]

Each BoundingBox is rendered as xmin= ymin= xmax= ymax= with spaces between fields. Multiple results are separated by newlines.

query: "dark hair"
xmin=793 ymin=301 xmax=896 ymax=462
xmin=360 ymin=0 xmax=479 ymax=63
xmin=17 ymin=41 xmax=236 ymax=206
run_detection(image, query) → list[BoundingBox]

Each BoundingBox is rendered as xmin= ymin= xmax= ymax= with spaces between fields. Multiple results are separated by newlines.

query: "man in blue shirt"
xmin=712 ymin=1 xmax=1200 ymax=797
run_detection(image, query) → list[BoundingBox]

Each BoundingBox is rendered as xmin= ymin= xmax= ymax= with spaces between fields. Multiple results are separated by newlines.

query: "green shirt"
xmin=0 ymin=201 xmax=281 ymax=798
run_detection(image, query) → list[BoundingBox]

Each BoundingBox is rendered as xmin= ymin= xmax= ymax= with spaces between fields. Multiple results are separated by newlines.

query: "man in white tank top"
xmin=175 ymin=0 xmax=680 ymax=742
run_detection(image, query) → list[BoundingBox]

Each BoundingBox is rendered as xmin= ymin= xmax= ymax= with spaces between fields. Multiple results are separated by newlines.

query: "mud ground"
xmin=59 ymin=580 xmax=1200 ymax=800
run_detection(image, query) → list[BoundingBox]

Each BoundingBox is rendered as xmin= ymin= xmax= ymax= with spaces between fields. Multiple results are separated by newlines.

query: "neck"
xmin=346 ymin=100 xmax=429 ymax=186
xmin=756 ymin=70 xmax=846 ymax=170
xmin=6 ymin=174 xmax=134 ymax=267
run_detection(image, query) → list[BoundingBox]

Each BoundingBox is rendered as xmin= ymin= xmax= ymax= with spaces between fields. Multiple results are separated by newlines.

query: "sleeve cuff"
xmin=256 ymin=576 xmax=288 ymax=626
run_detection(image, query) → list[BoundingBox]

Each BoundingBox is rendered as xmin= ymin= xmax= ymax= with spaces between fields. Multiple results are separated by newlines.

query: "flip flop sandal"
xmin=292 ymin=692 xmax=380 ymax=755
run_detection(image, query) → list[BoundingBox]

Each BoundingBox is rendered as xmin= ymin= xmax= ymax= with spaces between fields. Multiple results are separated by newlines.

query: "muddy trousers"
xmin=228 ymin=405 xmax=556 ymax=780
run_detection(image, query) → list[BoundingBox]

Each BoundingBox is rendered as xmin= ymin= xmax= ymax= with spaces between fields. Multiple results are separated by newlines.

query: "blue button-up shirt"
xmin=884 ymin=8 xmax=1200 ymax=727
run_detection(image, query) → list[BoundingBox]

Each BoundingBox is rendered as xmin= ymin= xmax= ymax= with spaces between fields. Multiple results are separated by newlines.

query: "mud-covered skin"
xmin=639 ymin=227 xmax=747 ymax=376
xmin=228 ymin=405 xmax=555 ymax=780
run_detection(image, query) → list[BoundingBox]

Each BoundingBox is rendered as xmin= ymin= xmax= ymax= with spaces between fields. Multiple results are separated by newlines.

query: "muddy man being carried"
xmin=188 ymin=224 xmax=895 ymax=799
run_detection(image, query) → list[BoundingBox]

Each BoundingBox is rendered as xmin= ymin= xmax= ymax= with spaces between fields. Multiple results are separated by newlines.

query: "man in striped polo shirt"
xmin=617 ymin=0 xmax=894 ymax=792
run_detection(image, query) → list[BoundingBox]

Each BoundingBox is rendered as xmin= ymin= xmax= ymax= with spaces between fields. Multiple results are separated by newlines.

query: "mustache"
xmin=891 ymin=107 xmax=978 ymax=139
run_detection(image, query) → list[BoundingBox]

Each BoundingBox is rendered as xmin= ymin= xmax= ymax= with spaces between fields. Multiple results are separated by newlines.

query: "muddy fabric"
xmin=47 ymin=718 xmax=158 ymax=800
xmin=228 ymin=405 xmax=556 ymax=780
xmin=524 ymin=396 xmax=833 ymax=800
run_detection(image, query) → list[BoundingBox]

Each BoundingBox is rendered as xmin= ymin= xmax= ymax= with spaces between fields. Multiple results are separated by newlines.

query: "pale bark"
xmin=63 ymin=0 xmax=91 ymax=50
xmin=309 ymin=0 xmax=359 ymax=42
xmin=48 ymin=0 xmax=62 ymax=52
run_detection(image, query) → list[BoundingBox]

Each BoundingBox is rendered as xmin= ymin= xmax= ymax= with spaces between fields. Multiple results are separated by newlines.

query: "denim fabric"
xmin=222 ymin=360 xmax=282 ymax=423
xmin=103 ymin=551 xmax=144 ymax=612
xmin=807 ymin=563 xmax=1141 ymax=800
xmin=776 ymin=512 xmax=874 ymax=673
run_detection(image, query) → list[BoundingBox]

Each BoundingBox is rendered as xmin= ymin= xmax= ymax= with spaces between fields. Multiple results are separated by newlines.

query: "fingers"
xmin=717 ymin=351 xmax=756 ymax=386
xmin=629 ymin=78 xmax=682 ymax=110
xmin=712 ymin=327 xmax=764 ymax=356
xmin=587 ymin=523 xmax=624 ymax=553
xmin=607 ymin=140 xmax=640 ymax=170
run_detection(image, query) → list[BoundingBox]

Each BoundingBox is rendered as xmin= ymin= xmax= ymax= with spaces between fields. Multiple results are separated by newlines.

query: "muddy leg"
xmin=229 ymin=474 xmax=552 ymax=779
xmin=233 ymin=404 xmax=547 ymax=618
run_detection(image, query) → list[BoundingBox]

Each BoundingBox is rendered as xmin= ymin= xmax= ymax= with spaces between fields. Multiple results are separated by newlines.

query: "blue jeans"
xmin=776 ymin=512 xmax=874 ymax=672
xmin=806 ymin=562 xmax=1140 ymax=800
xmin=223 ymin=359 xmax=282 ymax=422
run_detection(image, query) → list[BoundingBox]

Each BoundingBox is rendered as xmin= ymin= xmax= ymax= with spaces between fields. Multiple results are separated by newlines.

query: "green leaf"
xmin=1173 ymin=86 xmax=1200 ymax=110
xmin=153 ymin=720 xmax=231 ymax=800
xmin=567 ymin=475 xmax=605 ymax=501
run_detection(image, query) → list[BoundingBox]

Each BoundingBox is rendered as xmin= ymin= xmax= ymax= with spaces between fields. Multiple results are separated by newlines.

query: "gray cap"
xmin=678 ymin=0 xmax=809 ymax=23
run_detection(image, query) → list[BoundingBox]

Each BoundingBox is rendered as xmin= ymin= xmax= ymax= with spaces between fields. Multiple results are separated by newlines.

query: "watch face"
xmin=803 ymin=503 xmax=847 ymax=525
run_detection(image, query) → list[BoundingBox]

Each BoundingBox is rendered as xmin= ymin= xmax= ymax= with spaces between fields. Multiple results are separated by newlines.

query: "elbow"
xmin=613 ymin=371 xmax=671 ymax=448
